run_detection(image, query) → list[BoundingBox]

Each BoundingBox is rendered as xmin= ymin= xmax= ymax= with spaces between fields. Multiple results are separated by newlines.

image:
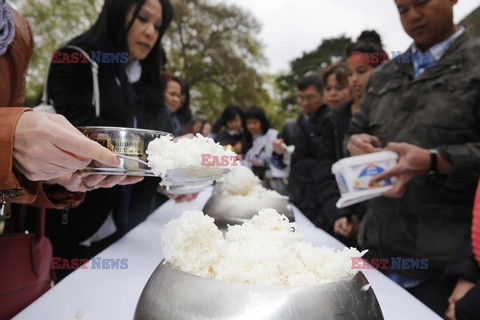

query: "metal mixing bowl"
xmin=77 ymin=126 xmax=170 ymax=176
xmin=134 ymin=261 xmax=384 ymax=320
xmin=203 ymin=185 xmax=294 ymax=227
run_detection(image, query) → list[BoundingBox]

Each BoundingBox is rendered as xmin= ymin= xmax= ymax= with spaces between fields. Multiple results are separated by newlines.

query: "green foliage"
xmin=17 ymin=0 xmax=102 ymax=107
xmin=18 ymin=0 xmax=269 ymax=122
xmin=275 ymin=35 xmax=351 ymax=115
xmin=261 ymin=73 xmax=298 ymax=130
xmin=164 ymin=0 xmax=269 ymax=123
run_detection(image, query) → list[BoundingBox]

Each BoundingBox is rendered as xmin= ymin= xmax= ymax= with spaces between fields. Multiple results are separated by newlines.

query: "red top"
xmin=472 ymin=181 xmax=480 ymax=265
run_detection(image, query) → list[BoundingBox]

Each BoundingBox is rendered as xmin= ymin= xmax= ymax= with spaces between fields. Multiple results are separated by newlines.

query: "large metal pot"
xmin=134 ymin=261 xmax=384 ymax=320
xmin=77 ymin=126 xmax=170 ymax=176
xmin=203 ymin=194 xmax=294 ymax=228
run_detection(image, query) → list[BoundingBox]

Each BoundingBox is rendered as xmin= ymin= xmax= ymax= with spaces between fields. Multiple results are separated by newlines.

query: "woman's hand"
xmin=333 ymin=215 xmax=360 ymax=238
xmin=13 ymin=111 xmax=120 ymax=181
xmin=445 ymin=279 xmax=475 ymax=320
xmin=233 ymin=141 xmax=242 ymax=154
xmin=157 ymin=186 xmax=199 ymax=203
xmin=168 ymin=192 xmax=199 ymax=203
xmin=272 ymin=138 xmax=285 ymax=154
xmin=45 ymin=172 xmax=143 ymax=192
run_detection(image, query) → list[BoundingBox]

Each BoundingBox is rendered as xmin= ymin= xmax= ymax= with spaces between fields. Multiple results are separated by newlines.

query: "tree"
xmin=18 ymin=0 xmax=271 ymax=127
xmin=17 ymin=0 xmax=102 ymax=107
xmin=275 ymin=35 xmax=351 ymax=115
xmin=164 ymin=0 xmax=269 ymax=122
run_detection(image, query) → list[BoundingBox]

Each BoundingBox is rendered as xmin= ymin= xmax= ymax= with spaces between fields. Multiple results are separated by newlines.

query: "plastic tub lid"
xmin=332 ymin=150 xmax=398 ymax=174
xmin=336 ymin=186 xmax=393 ymax=208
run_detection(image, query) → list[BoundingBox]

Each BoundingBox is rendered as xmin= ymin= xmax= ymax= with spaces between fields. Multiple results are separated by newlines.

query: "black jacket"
xmin=44 ymin=40 xmax=172 ymax=257
xmin=279 ymin=119 xmax=298 ymax=146
xmin=214 ymin=129 xmax=249 ymax=154
xmin=289 ymin=105 xmax=329 ymax=224
xmin=444 ymin=238 xmax=480 ymax=320
xmin=316 ymin=101 xmax=366 ymax=227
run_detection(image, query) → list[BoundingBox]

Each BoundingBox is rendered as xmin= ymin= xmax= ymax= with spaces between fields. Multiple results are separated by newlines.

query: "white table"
xmin=15 ymin=187 xmax=440 ymax=320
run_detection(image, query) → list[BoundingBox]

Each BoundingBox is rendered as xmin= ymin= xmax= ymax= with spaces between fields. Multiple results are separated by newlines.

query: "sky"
xmin=221 ymin=0 xmax=480 ymax=74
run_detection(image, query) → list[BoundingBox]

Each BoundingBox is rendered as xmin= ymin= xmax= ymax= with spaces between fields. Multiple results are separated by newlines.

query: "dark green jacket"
xmin=347 ymin=30 xmax=480 ymax=277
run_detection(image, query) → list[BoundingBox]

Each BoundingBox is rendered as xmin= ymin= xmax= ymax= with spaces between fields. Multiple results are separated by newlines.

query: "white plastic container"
xmin=331 ymin=151 xmax=399 ymax=208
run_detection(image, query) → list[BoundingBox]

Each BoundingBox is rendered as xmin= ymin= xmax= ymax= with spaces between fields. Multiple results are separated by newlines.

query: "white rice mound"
xmin=146 ymin=133 xmax=237 ymax=177
xmin=219 ymin=166 xmax=287 ymax=199
xmin=160 ymin=211 xmax=225 ymax=278
xmin=161 ymin=208 xmax=364 ymax=286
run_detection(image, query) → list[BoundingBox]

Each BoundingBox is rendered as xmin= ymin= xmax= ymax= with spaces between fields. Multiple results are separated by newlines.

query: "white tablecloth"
xmin=14 ymin=187 xmax=440 ymax=320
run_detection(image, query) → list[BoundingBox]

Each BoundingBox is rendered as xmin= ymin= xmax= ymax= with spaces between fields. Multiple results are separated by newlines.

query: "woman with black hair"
xmin=315 ymin=30 xmax=387 ymax=243
xmin=178 ymin=78 xmax=194 ymax=134
xmin=214 ymin=104 xmax=249 ymax=154
xmin=163 ymin=73 xmax=194 ymax=136
xmin=43 ymin=0 xmax=179 ymax=281
xmin=48 ymin=0 xmax=173 ymax=129
xmin=244 ymin=106 xmax=283 ymax=180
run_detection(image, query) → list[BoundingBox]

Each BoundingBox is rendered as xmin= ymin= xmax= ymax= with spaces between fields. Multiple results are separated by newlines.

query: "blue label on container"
xmin=336 ymin=173 xmax=349 ymax=193
xmin=353 ymin=164 xmax=392 ymax=190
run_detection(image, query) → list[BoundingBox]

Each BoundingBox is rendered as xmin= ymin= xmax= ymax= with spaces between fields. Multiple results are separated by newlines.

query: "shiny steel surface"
xmin=134 ymin=261 xmax=384 ymax=320
xmin=160 ymin=168 xmax=231 ymax=194
xmin=77 ymin=126 xmax=170 ymax=176
xmin=165 ymin=167 xmax=231 ymax=185
xmin=165 ymin=181 xmax=215 ymax=195
xmin=203 ymin=194 xmax=294 ymax=227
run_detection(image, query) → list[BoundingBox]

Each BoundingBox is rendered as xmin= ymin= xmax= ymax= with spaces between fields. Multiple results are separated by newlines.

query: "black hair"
xmin=321 ymin=62 xmax=349 ymax=89
xmin=245 ymin=106 xmax=271 ymax=135
xmin=297 ymin=74 xmax=322 ymax=93
xmin=212 ymin=117 xmax=225 ymax=134
xmin=73 ymin=0 xmax=173 ymax=51
xmin=356 ymin=30 xmax=383 ymax=49
xmin=159 ymin=45 xmax=168 ymax=71
xmin=69 ymin=0 xmax=174 ymax=111
xmin=200 ymin=120 xmax=212 ymax=133
xmin=177 ymin=77 xmax=193 ymax=123
xmin=346 ymin=30 xmax=388 ymax=68
xmin=221 ymin=104 xmax=244 ymax=125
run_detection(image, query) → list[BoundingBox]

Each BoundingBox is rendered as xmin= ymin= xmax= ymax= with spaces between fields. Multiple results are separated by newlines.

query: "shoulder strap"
xmin=41 ymin=45 xmax=100 ymax=117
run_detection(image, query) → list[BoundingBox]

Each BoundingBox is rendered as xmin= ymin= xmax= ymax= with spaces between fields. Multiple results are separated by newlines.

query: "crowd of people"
xmin=1 ymin=0 xmax=480 ymax=319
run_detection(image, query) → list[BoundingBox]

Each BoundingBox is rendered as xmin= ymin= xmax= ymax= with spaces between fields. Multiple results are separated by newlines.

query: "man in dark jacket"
xmin=289 ymin=75 xmax=329 ymax=226
xmin=346 ymin=0 xmax=480 ymax=315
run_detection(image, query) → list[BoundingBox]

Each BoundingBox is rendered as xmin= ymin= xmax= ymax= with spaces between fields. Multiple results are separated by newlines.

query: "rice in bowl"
xmin=161 ymin=209 xmax=365 ymax=286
